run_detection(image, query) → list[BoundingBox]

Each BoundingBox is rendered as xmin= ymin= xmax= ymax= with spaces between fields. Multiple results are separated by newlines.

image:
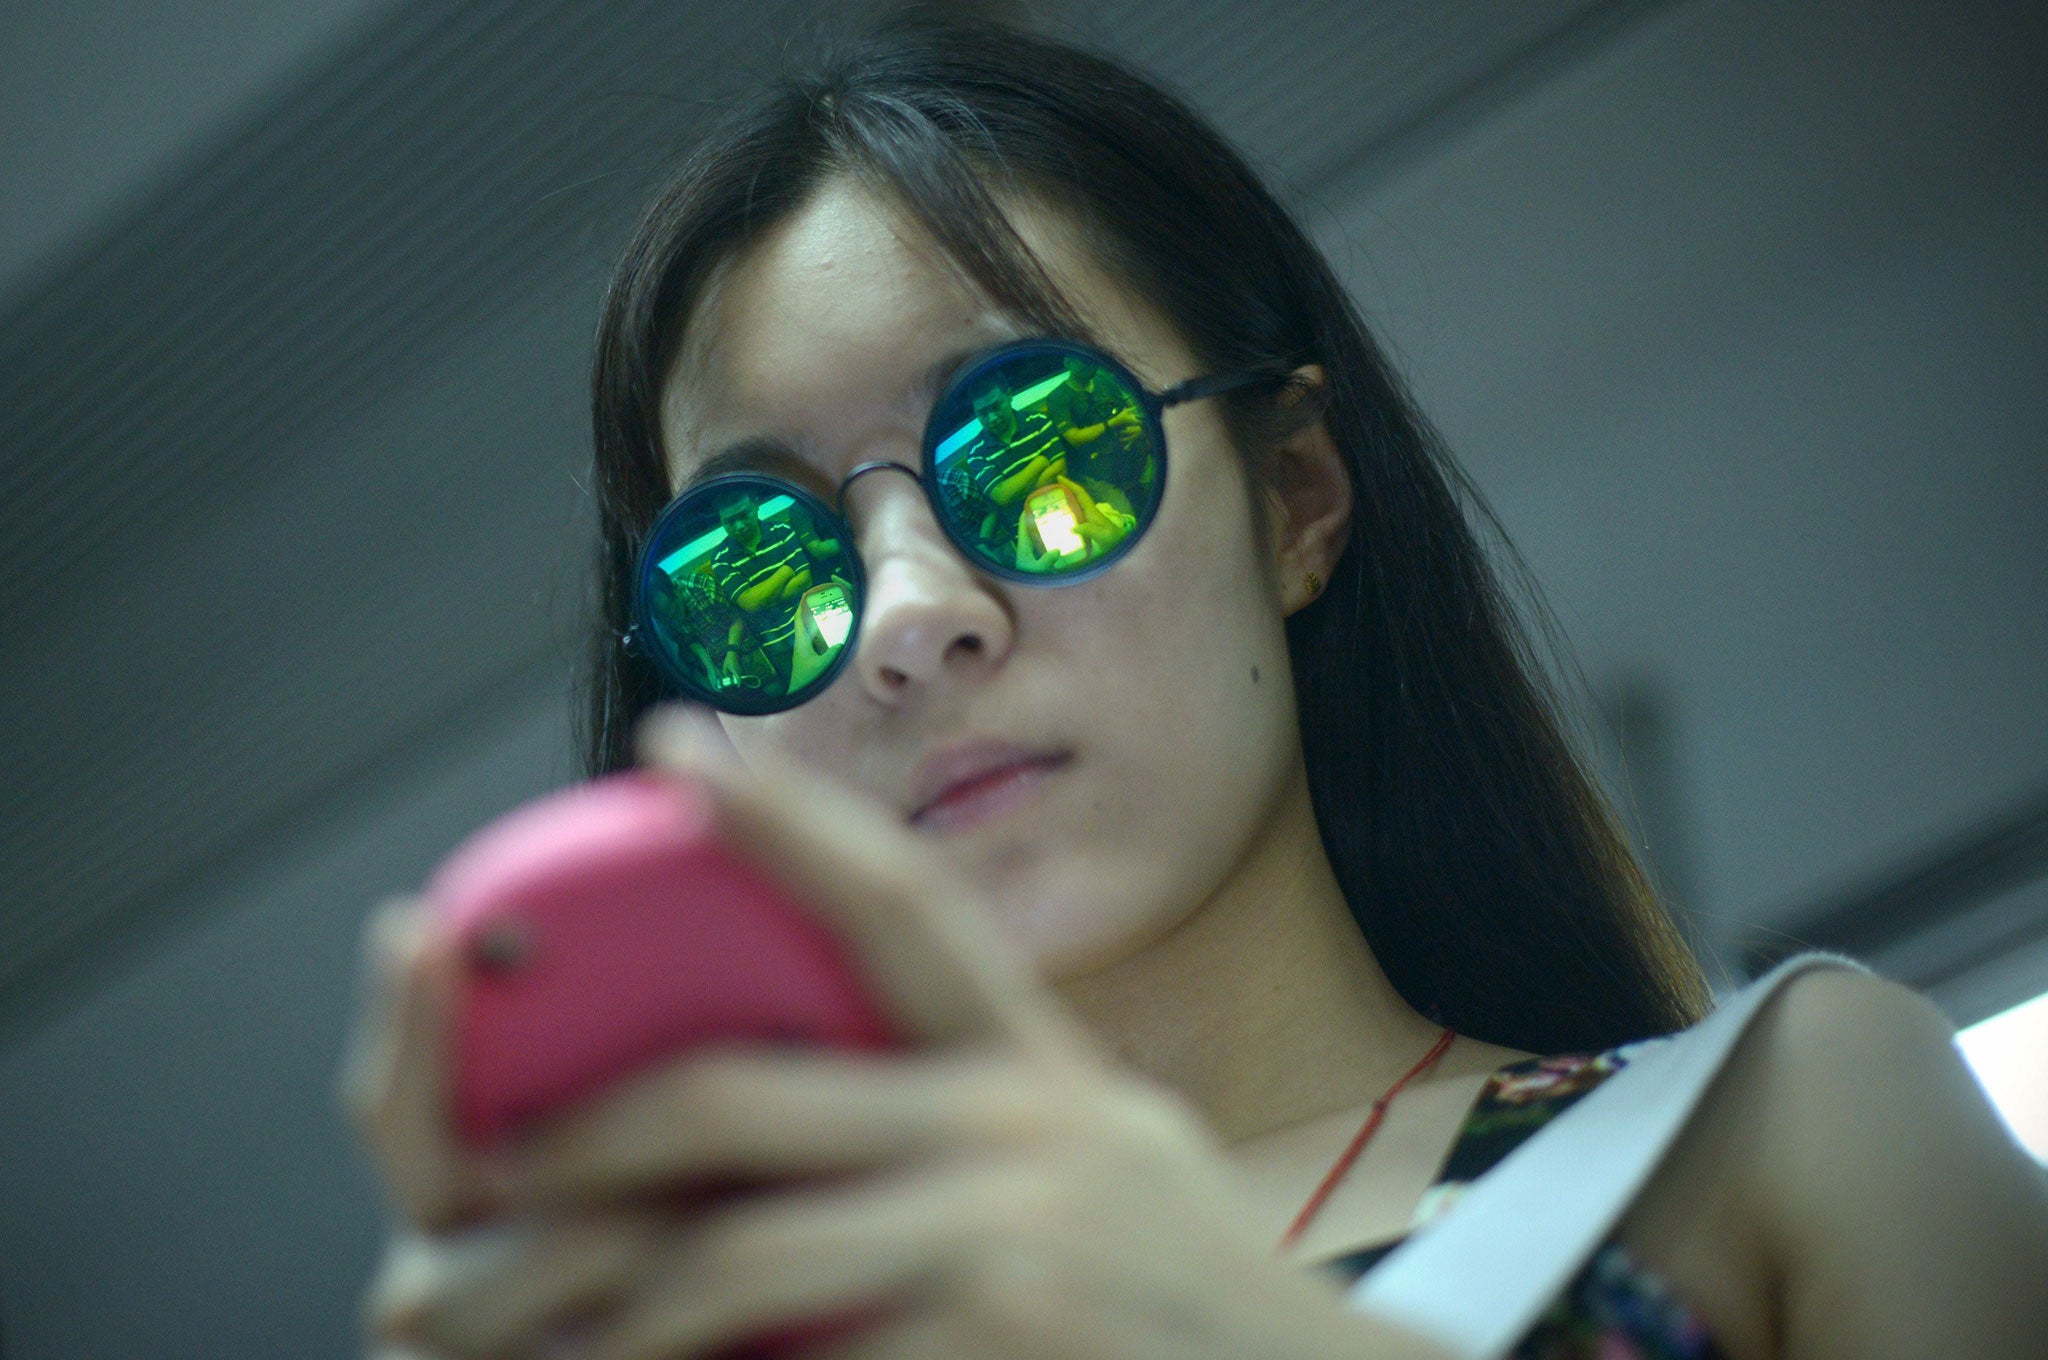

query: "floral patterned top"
xmin=1320 ymin=1050 xmax=1721 ymax=1360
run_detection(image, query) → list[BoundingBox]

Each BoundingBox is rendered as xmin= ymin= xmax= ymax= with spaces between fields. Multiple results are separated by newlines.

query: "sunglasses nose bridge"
xmin=838 ymin=458 xmax=918 ymax=507
xmin=836 ymin=461 xmax=957 ymax=576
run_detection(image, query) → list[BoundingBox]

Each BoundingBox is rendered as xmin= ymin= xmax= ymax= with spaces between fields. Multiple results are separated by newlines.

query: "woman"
xmin=344 ymin=19 xmax=2048 ymax=1360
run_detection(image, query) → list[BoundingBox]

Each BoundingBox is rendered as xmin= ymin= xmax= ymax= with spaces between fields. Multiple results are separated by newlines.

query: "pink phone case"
xmin=428 ymin=772 xmax=900 ymax=1150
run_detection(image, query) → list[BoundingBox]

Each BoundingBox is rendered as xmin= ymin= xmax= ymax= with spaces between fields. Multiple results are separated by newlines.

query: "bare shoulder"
xmin=1726 ymin=966 xmax=2048 ymax=1358
xmin=1737 ymin=967 xmax=1998 ymax=1176
xmin=1750 ymin=964 xmax=1952 ymax=1066
xmin=1734 ymin=968 xmax=1957 ymax=1138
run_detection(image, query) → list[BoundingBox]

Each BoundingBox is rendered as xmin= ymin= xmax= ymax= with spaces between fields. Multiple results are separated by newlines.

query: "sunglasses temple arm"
xmin=1156 ymin=369 xmax=1280 ymax=409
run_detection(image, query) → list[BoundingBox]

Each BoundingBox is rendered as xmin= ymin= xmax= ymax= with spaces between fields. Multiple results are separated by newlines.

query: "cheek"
xmin=991 ymin=445 xmax=1302 ymax=973
xmin=716 ymin=708 xmax=864 ymax=783
xmin=1099 ymin=442 xmax=1290 ymax=732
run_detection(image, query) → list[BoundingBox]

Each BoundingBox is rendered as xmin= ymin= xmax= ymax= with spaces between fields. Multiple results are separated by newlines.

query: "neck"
xmin=1054 ymin=764 xmax=1448 ymax=1147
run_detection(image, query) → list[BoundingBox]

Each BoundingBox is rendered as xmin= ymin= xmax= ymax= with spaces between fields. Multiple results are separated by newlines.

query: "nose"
xmin=841 ymin=468 xmax=1013 ymax=707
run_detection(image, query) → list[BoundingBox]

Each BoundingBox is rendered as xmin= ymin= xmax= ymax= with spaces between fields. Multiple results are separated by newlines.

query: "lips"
xmin=908 ymin=740 xmax=1071 ymax=829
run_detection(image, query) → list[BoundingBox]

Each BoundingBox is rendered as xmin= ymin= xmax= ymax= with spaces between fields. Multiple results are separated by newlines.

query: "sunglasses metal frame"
xmin=624 ymin=337 xmax=1274 ymax=714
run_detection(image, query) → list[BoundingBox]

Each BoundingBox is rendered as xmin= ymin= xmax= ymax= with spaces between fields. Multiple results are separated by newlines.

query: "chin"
xmin=988 ymin=874 xmax=1185 ymax=983
xmin=945 ymin=796 xmax=1199 ymax=980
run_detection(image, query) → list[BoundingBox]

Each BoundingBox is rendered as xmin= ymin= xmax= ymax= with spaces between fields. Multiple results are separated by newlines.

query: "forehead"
xmin=661 ymin=184 xmax=999 ymax=478
xmin=659 ymin=179 xmax=1192 ymax=486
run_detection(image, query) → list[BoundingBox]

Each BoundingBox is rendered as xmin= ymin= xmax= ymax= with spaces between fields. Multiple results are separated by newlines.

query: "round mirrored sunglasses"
xmin=626 ymin=337 xmax=1273 ymax=714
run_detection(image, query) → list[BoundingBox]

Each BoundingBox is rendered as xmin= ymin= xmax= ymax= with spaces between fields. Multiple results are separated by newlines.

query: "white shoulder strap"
xmin=1347 ymin=951 xmax=1864 ymax=1357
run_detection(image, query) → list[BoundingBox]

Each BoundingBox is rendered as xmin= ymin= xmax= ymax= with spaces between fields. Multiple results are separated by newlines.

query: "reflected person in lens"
xmin=708 ymin=491 xmax=844 ymax=689
xmin=1044 ymin=352 xmax=1147 ymax=517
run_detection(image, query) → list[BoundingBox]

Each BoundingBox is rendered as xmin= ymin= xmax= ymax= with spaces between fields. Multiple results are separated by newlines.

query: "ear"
xmin=1258 ymin=366 xmax=1352 ymax=616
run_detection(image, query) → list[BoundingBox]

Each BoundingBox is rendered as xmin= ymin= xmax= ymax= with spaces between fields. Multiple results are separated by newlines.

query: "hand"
xmin=340 ymin=716 xmax=1438 ymax=1360
xmin=1035 ymin=455 xmax=1069 ymax=488
xmin=1058 ymin=478 xmax=1132 ymax=555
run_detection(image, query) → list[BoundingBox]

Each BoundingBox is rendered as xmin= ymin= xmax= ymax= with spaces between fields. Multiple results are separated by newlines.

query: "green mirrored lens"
xmin=929 ymin=345 xmax=1159 ymax=577
xmin=637 ymin=477 xmax=860 ymax=713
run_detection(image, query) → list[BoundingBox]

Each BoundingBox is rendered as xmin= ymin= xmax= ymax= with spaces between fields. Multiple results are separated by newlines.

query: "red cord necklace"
xmin=1275 ymin=1025 xmax=1457 ymax=1253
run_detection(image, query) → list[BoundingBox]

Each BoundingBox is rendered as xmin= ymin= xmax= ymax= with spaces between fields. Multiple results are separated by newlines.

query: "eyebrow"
xmin=682 ymin=436 xmax=826 ymax=496
xmin=676 ymin=342 xmax=1001 ymax=496
xmin=921 ymin=343 xmax=991 ymax=402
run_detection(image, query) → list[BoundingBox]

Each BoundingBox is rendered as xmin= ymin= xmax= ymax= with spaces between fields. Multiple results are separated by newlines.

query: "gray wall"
xmin=1324 ymin=0 xmax=2047 ymax=975
xmin=0 ymin=693 xmax=568 ymax=1359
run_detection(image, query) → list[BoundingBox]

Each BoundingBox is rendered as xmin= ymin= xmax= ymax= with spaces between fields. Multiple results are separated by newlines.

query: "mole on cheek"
xmin=1250 ymin=665 xmax=1261 ymax=685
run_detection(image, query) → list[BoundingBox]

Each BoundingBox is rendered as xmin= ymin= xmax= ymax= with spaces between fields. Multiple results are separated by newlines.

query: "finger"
xmin=335 ymin=899 xmax=489 ymax=1231
xmin=798 ymin=1310 xmax=963 ymax=1360
xmin=580 ymin=1158 xmax=1044 ymax=1360
xmin=336 ymin=899 xmax=422 ymax=1129
xmin=636 ymin=709 xmax=1092 ymax=1059
xmin=498 ymin=1048 xmax=1079 ymax=1207
xmin=366 ymin=1216 xmax=660 ymax=1360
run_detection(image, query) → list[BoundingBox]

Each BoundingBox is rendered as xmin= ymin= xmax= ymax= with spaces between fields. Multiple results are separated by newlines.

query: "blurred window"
xmin=1956 ymin=990 xmax=2048 ymax=1163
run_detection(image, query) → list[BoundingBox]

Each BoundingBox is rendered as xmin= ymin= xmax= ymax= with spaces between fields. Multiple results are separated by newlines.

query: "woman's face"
xmin=660 ymin=179 xmax=1307 ymax=981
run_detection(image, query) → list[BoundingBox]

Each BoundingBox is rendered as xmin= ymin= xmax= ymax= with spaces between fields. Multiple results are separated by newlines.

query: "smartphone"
xmin=1024 ymin=481 xmax=1086 ymax=557
xmin=427 ymin=771 xmax=900 ymax=1151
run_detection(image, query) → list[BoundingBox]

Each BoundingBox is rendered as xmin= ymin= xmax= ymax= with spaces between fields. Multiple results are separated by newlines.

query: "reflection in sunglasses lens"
xmin=929 ymin=345 xmax=1158 ymax=577
xmin=635 ymin=346 xmax=1164 ymax=713
xmin=637 ymin=477 xmax=861 ymax=713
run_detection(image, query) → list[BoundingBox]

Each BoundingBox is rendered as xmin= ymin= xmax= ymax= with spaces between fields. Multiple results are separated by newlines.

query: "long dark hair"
xmin=582 ymin=18 xmax=1710 ymax=1052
